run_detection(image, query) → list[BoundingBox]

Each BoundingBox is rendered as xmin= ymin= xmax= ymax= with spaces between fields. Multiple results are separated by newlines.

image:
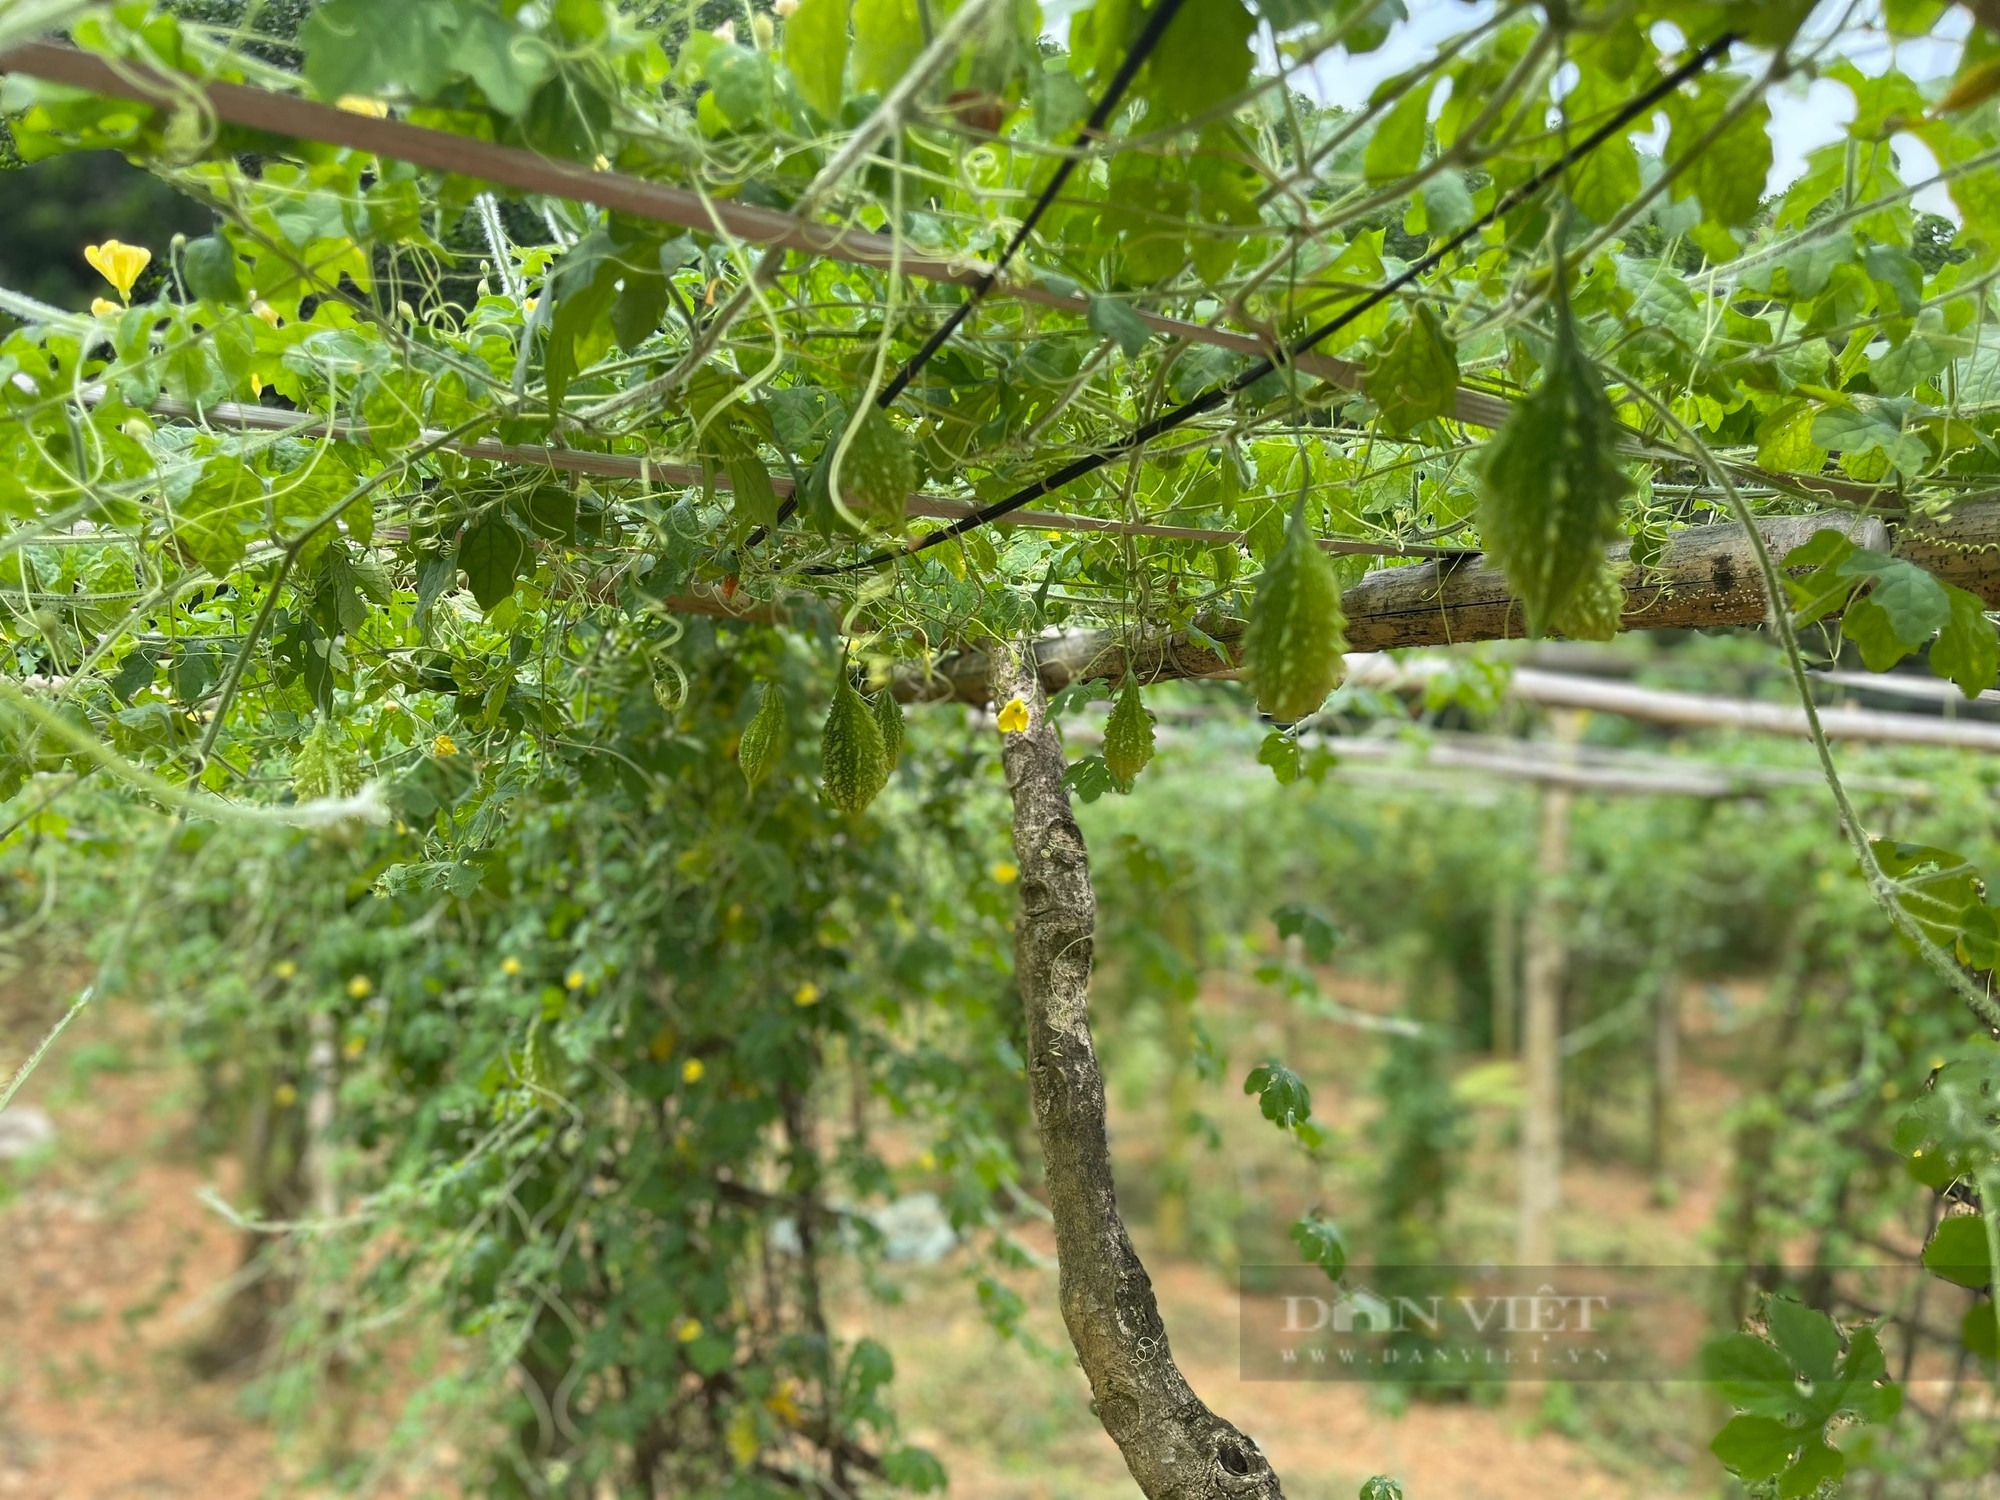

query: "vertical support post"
xmin=1491 ymin=880 xmax=1518 ymax=1057
xmin=1517 ymin=711 xmax=1582 ymax=1267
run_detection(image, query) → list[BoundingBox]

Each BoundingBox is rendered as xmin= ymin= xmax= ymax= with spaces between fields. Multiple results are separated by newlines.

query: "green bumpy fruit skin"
xmin=1549 ymin=564 xmax=1625 ymax=641
xmin=1244 ymin=505 xmax=1349 ymax=723
xmin=1102 ymin=676 xmax=1155 ymax=790
xmin=821 ymin=673 xmax=888 ymax=814
xmin=1476 ymin=280 xmax=1634 ymax=639
xmin=737 ymin=683 xmax=788 ymax=788
xmin=807 ymin=408 xmax=915 ymax=535
xmin=873 ymin=687 xmax=904 ymax=770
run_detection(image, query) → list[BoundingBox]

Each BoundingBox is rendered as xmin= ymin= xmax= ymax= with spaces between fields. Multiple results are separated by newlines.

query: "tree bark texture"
xmin=1516 ymin=715 xmax=1580 ymax=1267
xmin=991 ymin=646 xmax=1283 ymax=1500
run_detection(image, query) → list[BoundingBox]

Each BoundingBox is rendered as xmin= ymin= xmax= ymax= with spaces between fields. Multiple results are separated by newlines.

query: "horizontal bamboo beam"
xmin=141 ymin=394 xmax=1455 ymax=556
xmin=0 ymin=42 xmax=1514 ymax=423
xmin=889 ymin=509 xmax=1922 ymax=702
xmin=1345 ymin=661 xmax=2000 ymax=753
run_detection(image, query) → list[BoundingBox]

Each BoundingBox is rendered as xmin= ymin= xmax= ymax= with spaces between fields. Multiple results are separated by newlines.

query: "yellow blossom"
xmin=84 ymin=240 xmax=150 ymax=302
xmin=90 ymin=297 xmax=120 ymax=318
xmin=273 ymin=1082 xmax=299 ymax=1108
xmin=335 ymin=95 xmax=389 ymax=117
xmin=917 ymin=1150 xmax=936 ymax=1171
xmin=252 ymin=299 xmax=281 ymax=327
xmin=501 ymin=956 xmax=523 ymax=977
xmin=675 ymin=1316 xmax=703 ymax=1342
xmin=764 ymin=1378 xmax=802 ymax=1424
xmin=565 ymin=969 xmax=586 ymax=990
xmin=989 ymin=861 xmax=1018 ymax=884
xmin=346 ymin=975 xmax=372 ymax=998
xmin=996 ymin=697 xmax=1030 ymax=734
xmin=273 ymin=959 xmax=299 ymax=979
xmin=772 ymin=0 xmax=798 ymax=14
xmin=592 ymin=153 xmax=610 ymax=172
xmin=682 ymin=1058 xmax=706 ymax=1084
xmin=792 ymin=982 xmax=820 ymax=1008
xmin=432 ymin=733 xmax=460 ymax=758
xmin=343 ymin=1034 xmax=367 ymax=1059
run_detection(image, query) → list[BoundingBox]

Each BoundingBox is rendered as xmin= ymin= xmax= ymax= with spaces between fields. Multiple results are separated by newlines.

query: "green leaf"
xmin=784 ymin=0 xmax=849 ymax=121
xmin=1244 ymin=1060 xmax=1312 ymax=1127
xmin=175 ymin=455 xmax=262 ymax=576
xmin=1358 ymin=1480 xmax=1403 ymax=1500
xmin=1370 ymin=304 xmax=1458 ymax=434
xmin=1780 ymin=528 xmax=1860 ymax=626
xmin=1701 ymin=1331 xmax=1801 ymax=1418
xmin=1780 ymin=1438 xmax=1844 ymax=1500
xmin=1258 ymin=729 xmax=1302 ymax=784
xmin=545 ymin=238 xmax=620 ymax=412
xmin=1766 ymin=1299 xmax=1841 ymax=1383
xmin=302 ymin=0 xmax=460 ymax=103
xmin=1475 ymin=273 xmax=1633 ymax=638
xmin=852 ymin=0 xmax=922 ymax=94
xmin=1289 ymin=1213 xmax=1347 ymax=1279
xmin=1838 ymin=549 xmax=1951 ymax=646
xmin=1062 ymin=754 xmax=1117 ymax=803
xmin=458 ymin=517 xmax=530 ymax=611
xmin=1710 ymin=1414 xmax=1797 ymax=1482
xmin=1087 ymin=294 xmax=1155 ymax=357
xmin=1665 ymin=77 xmax=1772 ymax=228
xmin=1142 ymin=0 xmax=1254 ymax=123
xmin=181 ymin=235 xmax=244 ymax=305
xmin=1363 ymin=80 xmax=1431 ymax=185
xmin=706 ymin=43 xmax=771 ymax=128
xmin=451 ymin=5 xmax=552 ymax=114
xmin=1274 ymin=903 xmax=1340 ymax=961
xmin=1932 ymin=585 xmax=2000 ymax=698
xmin=1922 ymin=1215 xmax=1995 ymax=1291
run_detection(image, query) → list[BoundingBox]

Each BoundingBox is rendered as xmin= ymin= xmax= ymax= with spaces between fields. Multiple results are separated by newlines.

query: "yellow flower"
xmin=252 ymin=299 xmax=281 ymax=327
xmin=989 ymin=861 xmax=1018 ymax=884
xmin=501 ymin=956 xmax=523 ymax=977
xmin=917 ymin=1150 xmax=937 ymax=1171
xmin=792 ymin=982 xmax=820 ymax=1008
xmin=335 ymin=95 xmax=389 ymax=117
xmin=996 ymin=697 xmax=1030 ymax=734
xmin=565 ymin=969 xmax=586 ymax=991
xmin=84 ymin=240 xmax=150 ymax=302
xmin=273 ymin=959 xmax=299 ymax=979
xmin=432 ymin=733 xmax=460 ymax=758
xmin=346 ymin=975 xmax=372 ymax=998
xmin=682 ymin=1058 xmax=706 ymax=1084
xmin=675 ymin=1316 xmax=703 ymax=1343
xmin=273 ymin=1082 xmax=298 ymax=1108
xmin=592 ymin=153 xmax=611 ymax=172
xmin=764 ymin=1377 xmax=802 ymax=1424
xmin=343 ymin=1034 xmax=367 ymax=1059
xmin=90 ymin=296 xmax=120 ymax=318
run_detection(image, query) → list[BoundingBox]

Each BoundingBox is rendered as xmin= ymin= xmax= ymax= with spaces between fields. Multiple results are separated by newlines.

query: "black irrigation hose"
xmin=803 ymin=30 xmax=1738 ymax=579
xmin=762 ymin=0 xmax=1192 ymax=536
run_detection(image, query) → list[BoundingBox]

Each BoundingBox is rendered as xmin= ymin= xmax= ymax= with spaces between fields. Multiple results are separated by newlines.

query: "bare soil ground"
xmin=0 ymin=964 xmax=1731 ymax=1499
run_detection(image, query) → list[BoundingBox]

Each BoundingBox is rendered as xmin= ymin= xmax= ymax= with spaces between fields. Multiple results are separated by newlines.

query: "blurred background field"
xmin=5 ymin=622 xmax=1998 ymax=1497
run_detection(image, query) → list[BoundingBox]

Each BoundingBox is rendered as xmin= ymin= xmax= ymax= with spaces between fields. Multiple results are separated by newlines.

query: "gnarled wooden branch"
xmin=992 ymin=646 xmax=1282 ymax=1500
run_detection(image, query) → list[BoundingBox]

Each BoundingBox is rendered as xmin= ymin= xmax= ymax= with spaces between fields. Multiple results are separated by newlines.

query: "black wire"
xmin=803 ymin=30 xmax=1738 ymax=579
xmin=761 ymin=0 xmax=1192 ymax=536
xmin=872 ymin=0 xmax=1193 ymax=409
